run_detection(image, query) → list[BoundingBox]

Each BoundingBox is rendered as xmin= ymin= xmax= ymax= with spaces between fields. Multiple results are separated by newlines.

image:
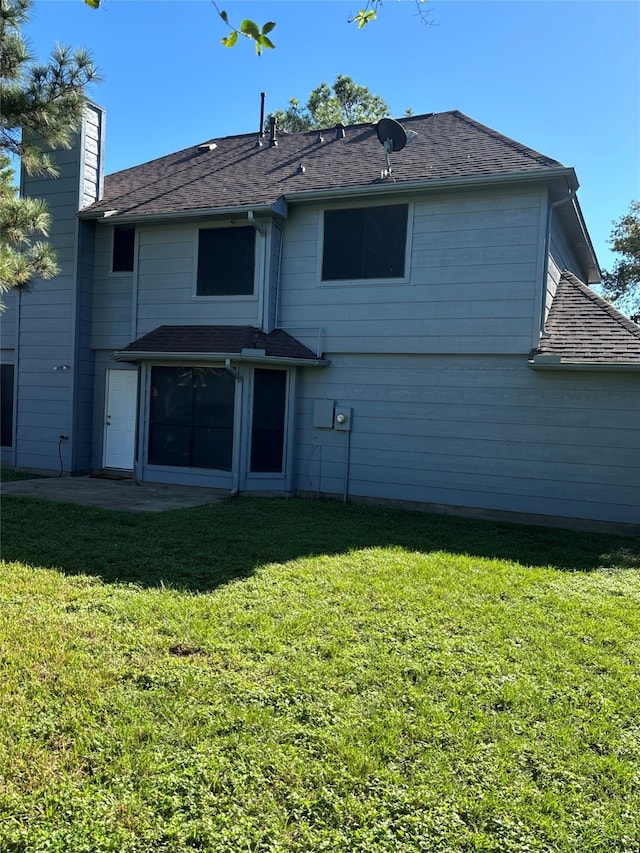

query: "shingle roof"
xmin=82 ymin=111 xmax=565 ymax=218
xmin=116 ymin=325 xmax=322 ymax=362
xmin=533 ymin=271 xmax=640 ymax=365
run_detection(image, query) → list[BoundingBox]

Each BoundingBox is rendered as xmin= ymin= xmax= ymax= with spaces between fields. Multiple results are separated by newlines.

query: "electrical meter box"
xmin=334 ymin=407 xmax=352 ymax=431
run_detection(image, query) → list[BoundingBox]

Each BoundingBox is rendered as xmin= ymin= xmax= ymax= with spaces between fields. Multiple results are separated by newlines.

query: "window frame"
xmin=194 ymin=225 xmax=259 ymax=300
xmin=319 ymin=201 xmax=412 ymax=286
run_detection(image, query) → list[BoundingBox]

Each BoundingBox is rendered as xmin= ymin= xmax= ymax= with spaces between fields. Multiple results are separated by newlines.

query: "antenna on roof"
xmin=376 ymin=118 xmax=417 ymax=179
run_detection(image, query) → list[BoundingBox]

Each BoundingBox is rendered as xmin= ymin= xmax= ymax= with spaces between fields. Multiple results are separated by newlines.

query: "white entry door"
xmin=103 ymin=369 xmax=138 ymax=470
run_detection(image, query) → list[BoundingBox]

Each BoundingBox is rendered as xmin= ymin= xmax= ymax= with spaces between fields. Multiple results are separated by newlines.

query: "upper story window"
xmin=322 ymin=204 xmax=408 ymax=281
xmin=112 ymin=226 xmax=135 ymax=272
xmin=197 ymin=226 xmax=256 ymax=296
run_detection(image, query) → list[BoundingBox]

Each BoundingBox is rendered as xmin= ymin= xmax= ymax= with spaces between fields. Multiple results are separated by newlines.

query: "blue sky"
xmin=25 ymin=0 xmax=639 ymax=271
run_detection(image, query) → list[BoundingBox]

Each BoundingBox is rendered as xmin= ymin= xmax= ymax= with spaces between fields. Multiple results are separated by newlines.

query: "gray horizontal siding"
xmin=91 ymin=221 xmax=264 ymax=347
xmin=279 ymin=187 xmax=546 ymax=354
xmin=294 ymin=353 xmax=640 ymax=525
xmin=16 ymin=116 xmax=87 ymax=472
xmin=0 ymin=291 xmax=17 ymax=349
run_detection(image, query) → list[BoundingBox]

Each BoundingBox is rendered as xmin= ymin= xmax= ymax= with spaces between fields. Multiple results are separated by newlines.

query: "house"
xmin=1 ymin=103 xmax=639 ymax=530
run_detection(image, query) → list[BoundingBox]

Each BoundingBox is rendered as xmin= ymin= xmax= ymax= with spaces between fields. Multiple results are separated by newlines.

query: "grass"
xmin=0 ymin=466 xmax=47 ymax=482
xmin=1 ymin=491 xmax=639 ymax=852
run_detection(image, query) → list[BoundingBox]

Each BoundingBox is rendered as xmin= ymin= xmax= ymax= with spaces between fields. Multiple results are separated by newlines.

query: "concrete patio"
xmin=1 ymin=475 xmax=228 ymax=512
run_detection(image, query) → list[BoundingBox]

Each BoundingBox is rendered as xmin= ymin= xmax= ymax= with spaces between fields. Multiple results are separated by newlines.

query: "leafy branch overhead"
xmin=216 ymin=7 xmax=276 ymax=56
xmin=82 ymin=0 xmax=431 ymax=53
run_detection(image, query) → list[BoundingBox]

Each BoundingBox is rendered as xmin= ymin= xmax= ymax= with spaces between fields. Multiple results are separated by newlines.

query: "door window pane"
xmin=250 ymin=369 xmax=286 ymax=473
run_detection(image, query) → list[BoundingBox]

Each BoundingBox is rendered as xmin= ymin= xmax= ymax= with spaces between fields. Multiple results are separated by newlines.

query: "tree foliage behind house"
xmin=601 ymin=200 xmax=640 ymax=323
xmin=0 ymin=0 xmax=98 ymax=305
xmin=269 ymin=75 xmax=390 ymax=133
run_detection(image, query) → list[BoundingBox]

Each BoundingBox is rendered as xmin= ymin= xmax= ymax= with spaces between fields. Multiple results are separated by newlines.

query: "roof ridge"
xmin=560 ymin=270 xmax=640 ymax=337
xmin=451 ymin=111 xmax=563 ymax=168
xmin=107 ymin=112 xmax=447 ymax=180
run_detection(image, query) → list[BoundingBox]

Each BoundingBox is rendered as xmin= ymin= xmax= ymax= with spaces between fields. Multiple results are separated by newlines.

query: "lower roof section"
xmin=114 ymin=325 xmax=329 ymax=367
xmin=529 ymin=271 xmax=640 ymax=370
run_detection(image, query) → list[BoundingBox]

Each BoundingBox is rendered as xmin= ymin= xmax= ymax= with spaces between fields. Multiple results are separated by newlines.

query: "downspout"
xmin=343 ymin=429 xmax=351 ymax=504
xmin=248 ymin=210 xmax=267 ymax=331
xmin=225 ymin=358 xmax=243 ymax=495
xmin=131 ymin=229 xmax=140 ymax=342
xmin=274 ymin=222 xmax=285 ymax=329
xmin=540 ymin=187 xmax=575 ymax=337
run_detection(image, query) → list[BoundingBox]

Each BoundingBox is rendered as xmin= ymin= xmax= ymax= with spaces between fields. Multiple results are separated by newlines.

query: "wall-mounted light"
xmin=53 ymin=365 xmax=71 ymax=372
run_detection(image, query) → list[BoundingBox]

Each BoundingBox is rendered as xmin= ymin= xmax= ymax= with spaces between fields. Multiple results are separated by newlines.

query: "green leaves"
xmin=601 ymin=200 xmax=640 ymax=322
xmin=82 ymin=0 xmax=100 ymax=8
xmin=353 ymin=8 xmax=378 ymax=28
xmin=218 ymin=10 xmax=276 ymax=55
xmin=221 ymin=30 xmax=237 ymax=48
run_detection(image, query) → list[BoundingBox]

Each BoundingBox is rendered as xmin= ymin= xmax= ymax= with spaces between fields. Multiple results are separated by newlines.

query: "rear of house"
xmin=1 ymin=104 xmax=638 ymax=530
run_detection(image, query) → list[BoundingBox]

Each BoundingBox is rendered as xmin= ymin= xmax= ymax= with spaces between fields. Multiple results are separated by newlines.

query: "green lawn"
xmin=1 ymin=493 xmax=639 ymax=852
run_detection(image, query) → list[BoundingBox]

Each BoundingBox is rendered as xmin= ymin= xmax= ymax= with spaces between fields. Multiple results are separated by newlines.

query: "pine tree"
xmin=269 ymin=75 xmax=390 ymax=133
xmin=0 ymin=0 xmax=99 ymax=305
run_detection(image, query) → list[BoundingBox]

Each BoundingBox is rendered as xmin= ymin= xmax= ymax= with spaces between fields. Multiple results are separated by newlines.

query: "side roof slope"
xmin=532 ymin=271 xmax=640 ymax=366
xmin=81 ymin=110 xmax=566 ymax=219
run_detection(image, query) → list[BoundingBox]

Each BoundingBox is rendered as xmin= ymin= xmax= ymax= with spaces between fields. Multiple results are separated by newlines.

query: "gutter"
xmin=282 ymin=167 xmax=579 ymax=205
xmin=78 ymin=199 xmax=288 ymax=223
xmin=112 ymin=350 xmax=330 ymax=368
xmin=528 ymin=358 xmax=640 ymax=373
xmin=78 ymin=168 xmax=577 ymax=223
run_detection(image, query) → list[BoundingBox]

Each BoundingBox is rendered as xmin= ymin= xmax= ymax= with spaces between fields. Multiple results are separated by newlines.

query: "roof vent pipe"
xmin=335 ymin=123 xmax=345 ymax=140
xmin=256 ymin=91 xmax=266 ymax=147
xmin=269 ymin=116 xmax=278 ymax=147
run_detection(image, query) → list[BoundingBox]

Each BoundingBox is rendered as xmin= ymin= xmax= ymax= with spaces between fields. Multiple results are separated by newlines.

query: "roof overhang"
xmin=283 ymin=167 xmax=579 ymax=206
xmin=555 ymin=195 xmax=601 ymax=285
xmin=78 ymin=198 xmax=288 ymax=224
xmin=113 ymin=350 xmax=329 ymax=368
xmin=79 ymin=168 xmax=578 ymax=224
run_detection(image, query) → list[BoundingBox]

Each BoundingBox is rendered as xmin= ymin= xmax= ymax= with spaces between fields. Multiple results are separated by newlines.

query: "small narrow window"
xmin=250 ymin=369 xmax=287 ymax=473
xmin=0 ymin=364 xmax=15 ymax=448
xmin=197 ymin=227 xmax=256 ymax=296
xmin=112 ymin=226 xmax=135 ymax=272
xmin=322 ymin=204 xmax=408 ymax=281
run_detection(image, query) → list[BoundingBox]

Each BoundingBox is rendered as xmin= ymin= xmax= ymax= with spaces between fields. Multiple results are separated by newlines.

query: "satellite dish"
xmin=376 ymin=117 xmax=417 ymax=179
xmin=376 ymin=118 xmax=407 ymax=153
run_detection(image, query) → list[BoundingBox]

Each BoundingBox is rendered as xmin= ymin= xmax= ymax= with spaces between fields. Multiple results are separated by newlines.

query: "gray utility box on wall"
xmin=313 ymin=399 xmax=336 ymax=429
xmin=312 ymin=400 xmax=353 ymax=431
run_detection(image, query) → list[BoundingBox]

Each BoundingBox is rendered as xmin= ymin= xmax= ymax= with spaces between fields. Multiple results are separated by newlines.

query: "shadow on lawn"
xmin=1 ymin=495 xmax=638 ymax=592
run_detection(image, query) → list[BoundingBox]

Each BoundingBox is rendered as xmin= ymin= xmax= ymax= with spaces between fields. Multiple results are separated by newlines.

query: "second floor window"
xmin=112 ymin=226 xmax=135 ymax=272
xmin=197 ymin=227 xmax=256 ymax=296
xmin=322 ymin=204 xmax=408 ymax=281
